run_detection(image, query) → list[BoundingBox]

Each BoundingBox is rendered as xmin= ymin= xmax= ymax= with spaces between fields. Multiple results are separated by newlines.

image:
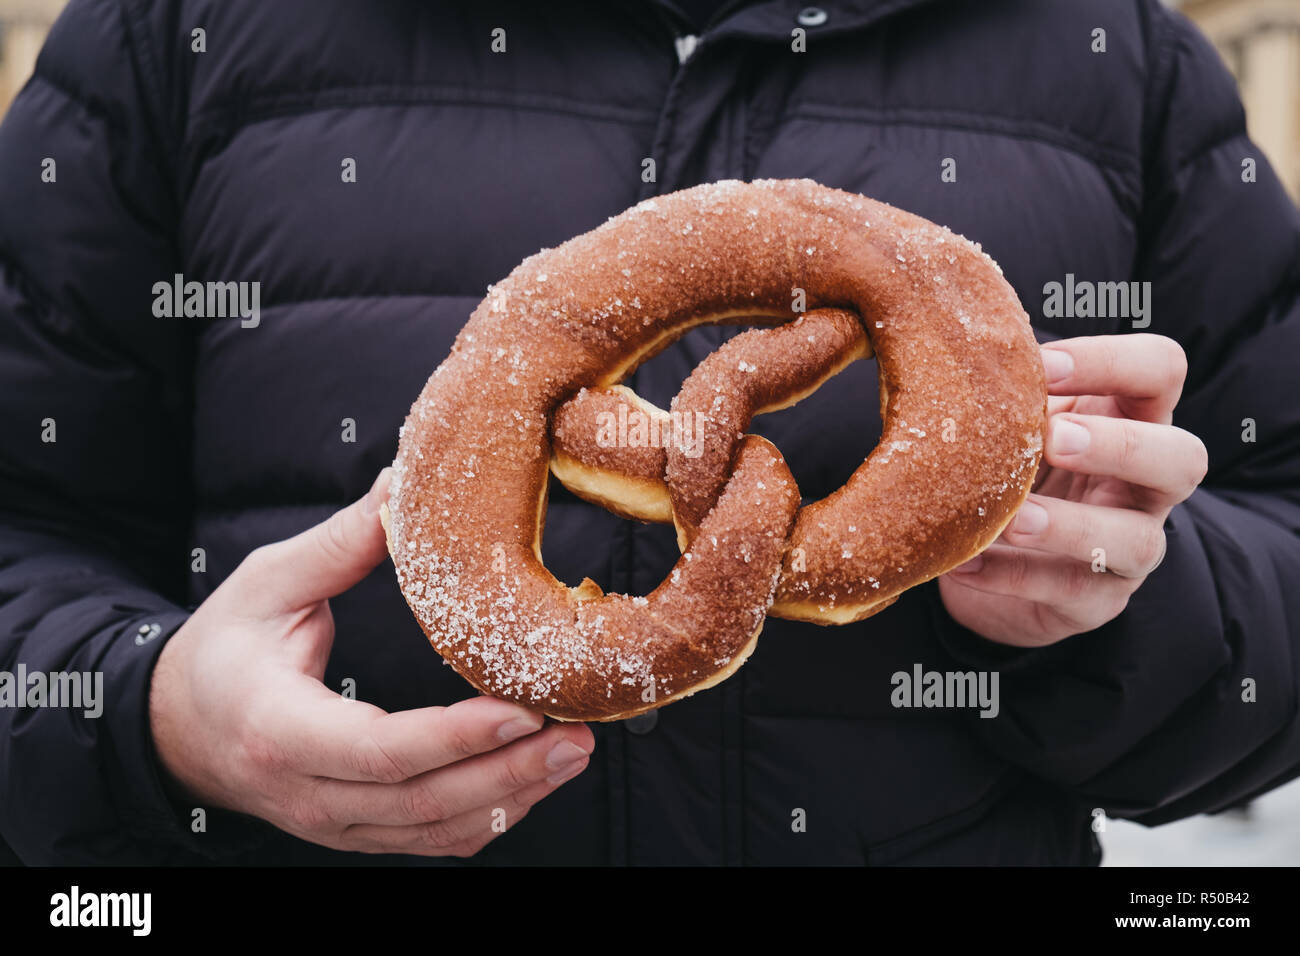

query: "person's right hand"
xmin=148 ymin=469 xmax=595 ymax=857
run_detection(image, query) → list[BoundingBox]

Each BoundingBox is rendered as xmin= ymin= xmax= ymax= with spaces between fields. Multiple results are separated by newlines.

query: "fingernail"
xmin=546 ymin=759 xmax=588 ymax=786
xmin=497 ymin=715 xmax=542 ymax=742
xmin=545 ymin=740 xmax=589 ymax=771
xmin=1011 ymin=500 xmax=1049 ymax=535
xmin=1051 ymin=419 xmax=1091 ymax=456
xmin=363 ymin=467 xmax=393 ymax=515
xmin=951 ymin=554 xmax=984 ymax=574
xmin=1041 ymin=348 xmax=1074 ymax=384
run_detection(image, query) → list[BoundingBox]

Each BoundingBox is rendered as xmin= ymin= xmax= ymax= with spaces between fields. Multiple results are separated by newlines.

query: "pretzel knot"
xmin=384 ymin=180 xmax=1047 ymax=721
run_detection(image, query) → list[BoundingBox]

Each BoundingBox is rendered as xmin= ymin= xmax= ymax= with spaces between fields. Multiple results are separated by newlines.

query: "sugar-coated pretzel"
xmin=384 ymin=179 xmax=1047 ymax=721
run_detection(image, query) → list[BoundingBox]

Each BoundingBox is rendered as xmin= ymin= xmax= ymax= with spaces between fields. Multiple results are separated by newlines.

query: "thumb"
xmin=259 ymin=468 xmax=393 ymax=612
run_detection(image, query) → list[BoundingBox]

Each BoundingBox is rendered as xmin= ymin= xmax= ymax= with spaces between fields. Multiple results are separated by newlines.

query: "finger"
xmin=945 ymin=543 xmax=1134 ymax=620
xmin=999 ymin=494 xmax=1168 ymax=578
xmin=262 ymin=684 xmax=549 ymax=782
xmin=316 ymin=722 xmax=594 ymax=826
xmin=937 ymin=576 xmax=1075 ymax=647
xmin=346 ymin=798 xmax=539 ymax=858
xmin=1041 ymin=335 xmax=1187 ymax=424
xmin=252 ymin=468 xmax=393 ymax=614
xmin=289 ymin=601 xmax=336 ymax=680
xmin=339 ymin=760 xmax=585 ymax=856
xmin=1044 ymin=413 xmax=1208 ymax=505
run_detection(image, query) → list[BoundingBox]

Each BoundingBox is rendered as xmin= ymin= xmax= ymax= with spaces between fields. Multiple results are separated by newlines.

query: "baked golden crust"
xmin=387 ymin=179 xmax=1047 ymax=720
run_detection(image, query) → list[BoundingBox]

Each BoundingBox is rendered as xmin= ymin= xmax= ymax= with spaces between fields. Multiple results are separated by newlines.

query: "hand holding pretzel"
xmin=150 ymin=471 xmax=594 ymax=857
xmin=940 ymin=334 xmax=1208 ymax=646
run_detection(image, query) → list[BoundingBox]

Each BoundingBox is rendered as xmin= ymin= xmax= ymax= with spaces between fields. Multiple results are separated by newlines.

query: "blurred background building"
xmin=0 ymin=0 xmax=62 ymax=116
xmin=1180 ymin=0 xmax=1300 ymax=198
xmin=0 ymin=0 xmax=1296 ymax=865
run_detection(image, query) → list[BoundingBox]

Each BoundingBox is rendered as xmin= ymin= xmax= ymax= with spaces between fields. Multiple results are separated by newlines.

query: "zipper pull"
xmin=674 ymin=34 xmax=698 ymax=64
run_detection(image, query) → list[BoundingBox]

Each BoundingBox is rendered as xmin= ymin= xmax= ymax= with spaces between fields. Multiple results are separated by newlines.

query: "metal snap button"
xmin=797 ymin=7 xmax=829 ymax=27
xmin=135 ymin=623 xmax=161 ymax=645
xmin=623 ymin=710 xmax=659 ymax=734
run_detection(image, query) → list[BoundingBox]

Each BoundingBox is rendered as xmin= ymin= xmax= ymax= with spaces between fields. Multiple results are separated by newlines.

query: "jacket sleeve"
xmin=932 ymin=2 xmax=1300 ymax=822
xmin=0 ymin=0 xmax=267 ymax=862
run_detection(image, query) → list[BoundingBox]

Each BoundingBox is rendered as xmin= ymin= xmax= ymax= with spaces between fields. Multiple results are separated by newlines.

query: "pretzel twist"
xmin=385 ymin=179 xmax=1047 ymax=721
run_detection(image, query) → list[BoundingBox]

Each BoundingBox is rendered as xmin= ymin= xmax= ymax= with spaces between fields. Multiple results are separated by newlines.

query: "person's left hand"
xmin=938 ymin=333 xmax=1208 ymax=647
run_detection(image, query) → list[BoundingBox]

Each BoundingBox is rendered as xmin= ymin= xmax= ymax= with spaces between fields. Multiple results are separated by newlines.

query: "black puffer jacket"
xmin=1 ymin=0 xmax=1298 ymax=865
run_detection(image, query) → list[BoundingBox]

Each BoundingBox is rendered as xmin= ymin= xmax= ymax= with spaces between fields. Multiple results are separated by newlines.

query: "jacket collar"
xmin=652 ymin=0 xmax=945 ymax=42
